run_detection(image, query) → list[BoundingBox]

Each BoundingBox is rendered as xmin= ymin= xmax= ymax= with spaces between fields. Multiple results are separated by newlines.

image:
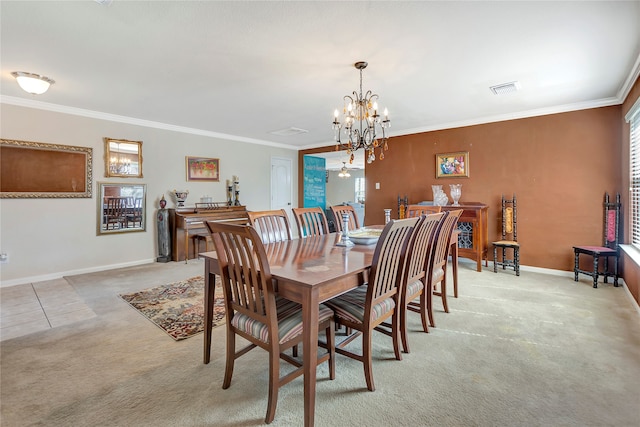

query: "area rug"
xmin=119 ymin=276 xmax=225 ymax=341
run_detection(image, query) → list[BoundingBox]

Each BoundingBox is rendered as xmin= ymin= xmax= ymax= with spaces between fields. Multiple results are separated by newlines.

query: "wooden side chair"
xmin=324 ymin=217 xmax=419 ymax=392
xmin=573 ymin=192 xmax=621 ymax=288
xmin=292 ymin=207 xmax=329 ymax=238
xmin=399 ymin=212 xmax=446 ymax=352
xmin=492 ymin=194 xmax=520 ymax=276
xmin=105 ymin=197 xmax=127 ymax=230
xmin=330 ymin=204 xmax=361 ymax=233
xmin=428 ymin=209 xmax=462 ymax=325
xmin=405 ymin=205 xmax=461 ymax=298
xmin=248 ymin=209 xmax=293 ymax=243
xmin=207 ymin=222 xmax=336 ymax=424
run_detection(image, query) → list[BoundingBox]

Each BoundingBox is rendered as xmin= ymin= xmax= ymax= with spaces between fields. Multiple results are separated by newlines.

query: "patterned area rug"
xmin=119 ymin=276 xmax=225 ymax=341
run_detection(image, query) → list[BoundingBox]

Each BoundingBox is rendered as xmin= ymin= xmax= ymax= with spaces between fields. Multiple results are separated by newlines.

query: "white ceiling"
xmin=2 ymin=1 xmax=640 ymax=156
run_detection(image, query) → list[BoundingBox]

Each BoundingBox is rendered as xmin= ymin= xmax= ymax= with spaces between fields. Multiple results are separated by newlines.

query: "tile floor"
xmin=0 ymin=278 xmax=96 ymax=342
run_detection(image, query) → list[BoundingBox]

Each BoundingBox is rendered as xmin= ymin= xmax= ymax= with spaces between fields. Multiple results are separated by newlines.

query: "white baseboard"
xmin=0 ymin=258 xmax=155 ymax=288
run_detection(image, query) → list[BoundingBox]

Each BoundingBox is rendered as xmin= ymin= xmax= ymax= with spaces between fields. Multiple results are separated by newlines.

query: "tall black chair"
xmin=573 ymin=192 xmax=621 ymax=288
xmin=492 ymin=194 xmax=520 ymax=276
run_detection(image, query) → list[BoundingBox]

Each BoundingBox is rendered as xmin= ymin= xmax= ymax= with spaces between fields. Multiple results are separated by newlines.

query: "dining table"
xmin=201 ymin=231 xmax=377 ymax=427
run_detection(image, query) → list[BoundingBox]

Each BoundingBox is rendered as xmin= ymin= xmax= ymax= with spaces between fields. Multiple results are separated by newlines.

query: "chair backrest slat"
xmin=248 ymin=209 xmax=292 ymax=244
xmin=208 ymin=222 xmax=275 ymax=324
xmin=292 ymin=207 xmax=329 ymax=237
xmin=330 ymin=205 xmax=361 ymax=232
xmin=403 ymin=212 xmax=446 ymax=287
xmin=367 ymin=218 xmax=419 ymax=309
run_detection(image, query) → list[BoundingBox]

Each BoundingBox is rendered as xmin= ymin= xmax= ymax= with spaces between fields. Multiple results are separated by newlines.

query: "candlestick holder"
xmin=336 ymin=213 xmax=354 ymax=247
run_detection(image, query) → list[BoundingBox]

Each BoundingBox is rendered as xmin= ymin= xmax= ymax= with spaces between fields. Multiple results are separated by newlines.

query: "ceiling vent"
xmin=269 ymin=127 xmax=309 ymax=136
xmin=490 ymin=81 xmax=521 ymax=95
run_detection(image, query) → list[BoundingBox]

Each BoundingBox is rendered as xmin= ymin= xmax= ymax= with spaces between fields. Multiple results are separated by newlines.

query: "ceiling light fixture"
xmin=338 ymin=162 xmax=351 ymax=178
xmin=333 ymin=61 xmax=391 ymax=164
xmin=11 ymin=71 xmax=55 ymax=95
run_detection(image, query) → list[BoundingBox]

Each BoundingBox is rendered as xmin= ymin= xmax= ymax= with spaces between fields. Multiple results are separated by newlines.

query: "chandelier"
xmin=338 ymin=162 xmax=351 ymax=178
xmin=332 ymin=61 xmax=391 ymax=164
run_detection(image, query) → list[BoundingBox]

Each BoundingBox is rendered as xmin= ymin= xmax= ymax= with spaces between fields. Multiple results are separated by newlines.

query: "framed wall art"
xmin=436 ymin=151 xmax=469 ymax=178
xmin=186 ymin=156 xmax=220 ymax=182
xmin=0 ymin=138 xmax=93 ymax=198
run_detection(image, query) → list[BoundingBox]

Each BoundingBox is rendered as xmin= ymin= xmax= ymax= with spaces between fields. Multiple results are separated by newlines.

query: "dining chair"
xmin=324 ymin=217 xmax=419 ymax=392
xmin=492 ymin=194 xmax=520 ymax=276
xmin=207 ymin=222 xmax=336 ymax=424
xmin=397 ymin=212 xmax=446 ymax=353
xmin=248 ymin=209 xmax=293 ymax=243
xmin=105 ymin=197 xmax=128 ymax=230
xmin=405 ymin=204 xmax=442 ymax=217
xmin=330 ymin=204 xmax=361 ymax=233
xmin=292 ymin=207 xmax=329 ymax=238
xmin=428 ymin=209 xmax=463 ymax=325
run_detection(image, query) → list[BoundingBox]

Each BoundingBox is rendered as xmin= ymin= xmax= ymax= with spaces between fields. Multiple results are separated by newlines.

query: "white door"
xmin=271 ymin=157 xmax=292 ymax=216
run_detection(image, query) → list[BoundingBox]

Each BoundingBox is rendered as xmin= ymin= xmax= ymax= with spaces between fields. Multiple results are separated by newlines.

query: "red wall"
xmin=302 ymin=106 xmax=622 ymax=273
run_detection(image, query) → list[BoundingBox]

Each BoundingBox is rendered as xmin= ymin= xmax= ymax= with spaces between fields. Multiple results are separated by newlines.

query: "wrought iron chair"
xmin=573 ymin=192 xmax=621 ymax=288
xmin=492 ymin=194 xmax=520 ymax=276
xmin=324 ymin=217 xmax=418 ymax=391
xmin=292 ymin=207 xmax=329 ymax=237
xmin=208 ymin=222 xmax=335 ymax=424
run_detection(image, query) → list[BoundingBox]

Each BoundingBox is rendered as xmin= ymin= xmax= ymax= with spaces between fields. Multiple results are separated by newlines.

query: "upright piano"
xmin=168 ymin=204 xmax=249 ymax=262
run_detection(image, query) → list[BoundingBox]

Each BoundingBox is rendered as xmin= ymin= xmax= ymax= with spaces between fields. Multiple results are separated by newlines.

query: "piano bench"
xmin=188 ymin=232 xmax=213 ymax=264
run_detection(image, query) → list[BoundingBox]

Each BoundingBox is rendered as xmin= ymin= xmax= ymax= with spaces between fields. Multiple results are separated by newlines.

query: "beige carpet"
xmin=1 ymin=260 xmax=639 ymax=426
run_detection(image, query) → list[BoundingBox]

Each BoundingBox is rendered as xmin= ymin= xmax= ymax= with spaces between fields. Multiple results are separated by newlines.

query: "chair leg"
xmin=493 ymin=246 xmax=498 ymax=273
xmin=265 ymin=351 xmax=279 ymax=424
xmin=592 ymin=254 xmax=599 ymax=288
xmin=392 ymin=310 xmax=402 ymax=361
xmin=502 ymin=247 xmax=506 ymax=270
xmin=362 ymin=329 xmax=375 ymax=392
xmin=515 ymin=248 xmax=520 ymax=276
xmin=400 ymin=303 xmax=410 ymax=354
xmin=574 ymin=251 xmax=579 ymax=281
xmin=614 ymin=255 xmax=619 ymax=287
xmin=427 ymin=285 xmax=435 ymax=328
xmin=451 ymin=242 xmax=459 ymax=297
xmin=222 ymin=328 xmax=236 ymax=389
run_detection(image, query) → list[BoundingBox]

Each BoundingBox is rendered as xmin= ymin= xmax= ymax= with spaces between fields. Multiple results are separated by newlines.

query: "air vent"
xmin=490 ymin=81 xmax=521 ymax=95
xmin=269 ymin=127 xmax=309 ymax=136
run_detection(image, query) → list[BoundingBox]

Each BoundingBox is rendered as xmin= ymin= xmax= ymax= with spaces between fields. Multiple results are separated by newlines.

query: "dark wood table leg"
xmin=204 ymin=259 xmax=215 ymax=364
xmin=302 ymin=290 xmax=320 ymax=427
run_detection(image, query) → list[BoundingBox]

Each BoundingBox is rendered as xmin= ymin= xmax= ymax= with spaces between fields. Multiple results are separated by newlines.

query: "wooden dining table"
xmin=200 ymin=232 xmax=376 ymax=427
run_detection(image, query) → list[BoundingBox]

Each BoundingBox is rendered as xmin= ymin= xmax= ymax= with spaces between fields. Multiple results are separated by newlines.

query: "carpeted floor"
xmin=1 ymin=259 xmax=639 ymax=426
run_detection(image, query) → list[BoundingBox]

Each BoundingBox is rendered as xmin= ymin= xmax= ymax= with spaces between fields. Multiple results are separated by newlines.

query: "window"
xmin=627 ymin=97 xmax=640 ymax=248
xmin=355 ymin=177 xmax=365 ymax=204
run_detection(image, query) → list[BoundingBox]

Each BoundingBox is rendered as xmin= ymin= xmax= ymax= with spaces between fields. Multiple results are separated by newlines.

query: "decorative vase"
xmin=173 ymin=189 xmax=189 ymax=207
xmin=450 ymin=184 xmax=462 ymax=206
xmin=432 ymin=185 xmax=448 ymax=206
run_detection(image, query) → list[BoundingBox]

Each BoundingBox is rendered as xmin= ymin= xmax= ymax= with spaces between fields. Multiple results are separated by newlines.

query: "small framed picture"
xmin=436 ymin=151 xmax=469 ymax=178
xmin=186 ymin=157 xmax=220 ymax=182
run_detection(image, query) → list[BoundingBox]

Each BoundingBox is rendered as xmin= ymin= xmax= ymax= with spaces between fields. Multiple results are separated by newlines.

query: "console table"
xmin=441 ymin=202 xmax=488 ymax=272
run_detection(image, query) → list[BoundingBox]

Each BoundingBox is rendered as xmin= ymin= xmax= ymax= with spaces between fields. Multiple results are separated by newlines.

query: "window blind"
xmin=626 ymin=97 xmax=640 ymax=248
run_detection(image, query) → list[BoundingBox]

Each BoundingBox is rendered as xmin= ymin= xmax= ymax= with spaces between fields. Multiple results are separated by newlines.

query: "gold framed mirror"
xmin=104 ymin=137 xmax=143 ymax=178
xmin=97 ymin=182 xmax=147 ymax=235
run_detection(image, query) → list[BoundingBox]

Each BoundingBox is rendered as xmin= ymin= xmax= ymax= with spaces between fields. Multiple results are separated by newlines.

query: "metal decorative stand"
xmin=336 ymin=212 xmax=354 ymax=247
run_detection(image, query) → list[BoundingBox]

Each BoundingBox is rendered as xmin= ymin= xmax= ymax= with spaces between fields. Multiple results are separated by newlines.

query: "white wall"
xmin=326 ymin=169 xmax=364 ymax=207
xmin=0 ymin=104 xmax=297 ymax=286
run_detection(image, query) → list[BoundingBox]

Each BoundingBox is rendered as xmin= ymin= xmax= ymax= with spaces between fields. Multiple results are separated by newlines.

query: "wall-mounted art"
xmin=104 ymin=137 xmax=143 ymax=178
xmin=97 ymin=182 xmax=146 ymax=235
xmin=0 ymin=138 xmax=93 ymax=198
xmin=436 ymin=151 xmax=469 ymax=178
xmin=186 ymin=157 xmax=219 ymax=182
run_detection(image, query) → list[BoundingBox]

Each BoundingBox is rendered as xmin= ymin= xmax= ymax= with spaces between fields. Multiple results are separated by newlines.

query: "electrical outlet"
xmin=0 ymin=253 xmax=9 ymax=263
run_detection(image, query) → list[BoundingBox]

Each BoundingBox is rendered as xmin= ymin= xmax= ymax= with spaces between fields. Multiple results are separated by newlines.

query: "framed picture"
xmin=436 ymin=151 xmax=469 ymax=178
xmin=0 ymin=138 xmax=92 ymax=198
xmin=97 ymin=182 xmax=146 ymax=235
xmin=186 ymin=157 xmax=220 ymax=182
